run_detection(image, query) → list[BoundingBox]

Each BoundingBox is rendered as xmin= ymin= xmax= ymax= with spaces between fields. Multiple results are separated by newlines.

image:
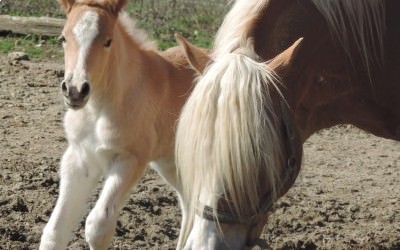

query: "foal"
xmin=40 ymin=0 xmax=203 ymax=249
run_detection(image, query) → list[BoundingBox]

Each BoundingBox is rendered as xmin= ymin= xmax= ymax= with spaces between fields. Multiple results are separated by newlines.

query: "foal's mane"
xmin=117 ymin=12 xmax=156 ymax=50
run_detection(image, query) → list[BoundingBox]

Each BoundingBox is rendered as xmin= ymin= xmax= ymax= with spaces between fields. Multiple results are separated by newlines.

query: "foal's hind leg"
xmin=40 ymin=146 xmax=101 ymax=250
xmin=85 ymin=154 xmax=145 ymax=250
xmin=150 ymin=159 xmax=188 ymax=249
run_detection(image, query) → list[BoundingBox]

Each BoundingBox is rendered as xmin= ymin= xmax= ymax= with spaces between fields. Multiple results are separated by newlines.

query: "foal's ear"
xmin=175 ymin=33 xmax=211 ymax=74
xmin=267 ymin=38 xmax=303 ymax=74
xmin=58 ymin=0 xmax=75 ymax=13
xmin=105 ymin=0 xmax=128 ymax=16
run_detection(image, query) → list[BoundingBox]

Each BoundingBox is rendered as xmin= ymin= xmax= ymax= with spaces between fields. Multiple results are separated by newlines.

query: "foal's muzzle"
xmin=61 ymin=80 xmax=90 ymax=109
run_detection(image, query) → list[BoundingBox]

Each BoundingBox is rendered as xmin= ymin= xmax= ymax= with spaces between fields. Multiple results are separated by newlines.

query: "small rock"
xmin=8 ymin=52 xmax=29 ymax=61
xmin=349 ymin=205 xmax=360 ymax=213
xmin=152 ymin=205 xmax=161 ymax=215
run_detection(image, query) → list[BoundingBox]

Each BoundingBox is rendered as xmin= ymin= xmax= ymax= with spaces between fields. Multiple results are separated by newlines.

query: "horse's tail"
xmin=175 ymin=46 xmax=284 ymax=245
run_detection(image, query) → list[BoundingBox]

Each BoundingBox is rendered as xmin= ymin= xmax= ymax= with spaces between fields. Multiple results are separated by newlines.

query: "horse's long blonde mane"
xmin=311 ymin=0 xmax=385 ymax=77
xmin=175 ymin=0 xmax=283 ymax=247
xmin=212 ymin=0 xmax=268 ymax=57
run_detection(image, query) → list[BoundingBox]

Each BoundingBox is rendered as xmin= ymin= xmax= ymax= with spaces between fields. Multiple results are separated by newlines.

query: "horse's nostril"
xmin=81 ymin=82 xmax=90 ymax=97
xmin=61 ymin=81 xmax=67 ymax=93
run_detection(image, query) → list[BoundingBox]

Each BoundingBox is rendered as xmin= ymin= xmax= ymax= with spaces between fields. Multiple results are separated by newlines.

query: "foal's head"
xmin=58 ymin=0 xmax=127 ymax=109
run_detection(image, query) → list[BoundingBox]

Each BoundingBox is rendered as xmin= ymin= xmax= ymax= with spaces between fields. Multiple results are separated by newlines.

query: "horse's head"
xmin=177 ymin=36 xmax=303 ymax=249
xmin=58 ymin=0 xmax=127 ymax=109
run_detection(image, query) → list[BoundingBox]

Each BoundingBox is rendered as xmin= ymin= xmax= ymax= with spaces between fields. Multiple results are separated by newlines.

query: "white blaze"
xmin=72 ymin=10 xmax=100 ymax=77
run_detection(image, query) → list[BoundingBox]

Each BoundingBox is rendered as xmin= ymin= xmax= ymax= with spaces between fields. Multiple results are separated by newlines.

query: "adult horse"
xmin=38 ymin=0 xmax=212 ymax=249
xmin=176 ymin=0 xmax=400 ymax=249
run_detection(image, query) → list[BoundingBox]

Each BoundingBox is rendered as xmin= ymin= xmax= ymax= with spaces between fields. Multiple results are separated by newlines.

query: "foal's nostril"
xmin=81 ymin=82 xmax=90 ymax=97
xmin=61 ymin=81 xmax=68 ymax=94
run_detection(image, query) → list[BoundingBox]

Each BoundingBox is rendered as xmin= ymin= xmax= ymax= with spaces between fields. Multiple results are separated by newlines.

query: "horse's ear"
xmin=105 ymin=0 xmax=128 ymax=16
xmin=175 ymin=33 xmax=211 ymax=74
xmin=267 ymin=38 xmax=303 ymax=74
xmin=58 ymin=0 xmax=75 ymax=13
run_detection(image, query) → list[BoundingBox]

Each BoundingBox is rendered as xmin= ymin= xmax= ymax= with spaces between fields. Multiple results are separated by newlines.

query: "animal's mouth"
xmin=64 ymin=97 xmax=88 ymax=110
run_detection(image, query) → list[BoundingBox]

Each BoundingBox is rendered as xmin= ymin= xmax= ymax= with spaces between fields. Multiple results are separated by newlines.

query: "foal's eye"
xmin=104 ymin=39 xmax=112 ymax=48
xmin=58 ymin=35 xmax=66 ymax=44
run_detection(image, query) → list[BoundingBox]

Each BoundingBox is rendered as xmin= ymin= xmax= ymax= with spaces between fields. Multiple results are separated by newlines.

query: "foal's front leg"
xmin=40 ymin=146 xmax=101 ymax=250
xmin=85 ymin=154 xmax=145 ymax=250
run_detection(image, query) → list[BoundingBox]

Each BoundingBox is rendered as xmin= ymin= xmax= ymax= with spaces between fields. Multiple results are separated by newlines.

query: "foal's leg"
xmin=85 ymin=154 xmax=145 ymax=250
xmin=150 ymin=159 xmax=187 ymax=250
xmin=40 ymin=146 xmax=101 ymax=250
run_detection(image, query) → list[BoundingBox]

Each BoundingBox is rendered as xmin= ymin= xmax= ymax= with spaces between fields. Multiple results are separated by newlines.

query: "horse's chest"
xmin=64 ymin=111 xmax=121 ymax=153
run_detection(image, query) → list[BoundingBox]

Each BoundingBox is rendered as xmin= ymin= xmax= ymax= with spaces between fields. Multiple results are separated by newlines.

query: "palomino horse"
xmin=39 ymin=0 xmax=210 ymax=249
xmin=176 ymin=0 xmax=400 ymax=249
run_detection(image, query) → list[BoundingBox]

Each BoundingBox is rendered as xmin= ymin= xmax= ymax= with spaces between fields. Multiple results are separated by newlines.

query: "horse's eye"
xmin=104 ymin=39 xmax=112 ymax=48
xmin=58 ymin=35 xmax=66 ymax=44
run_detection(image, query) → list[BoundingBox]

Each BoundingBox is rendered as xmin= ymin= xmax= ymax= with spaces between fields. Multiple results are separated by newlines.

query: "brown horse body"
xmin=176 ymin=0 xmax=400 ymax=249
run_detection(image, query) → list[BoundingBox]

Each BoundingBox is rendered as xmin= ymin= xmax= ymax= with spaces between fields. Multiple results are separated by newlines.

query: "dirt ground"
xmin=0 ymin=54 xmax=399 ymax=250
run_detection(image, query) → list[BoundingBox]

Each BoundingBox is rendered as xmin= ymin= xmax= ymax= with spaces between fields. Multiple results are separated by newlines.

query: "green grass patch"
xmin=0 ymin=35 xmax=63 ymax=60
xmin=0 ymin=38 xmax=14 ymax=54
xmin=0 ymin=0 xmax=228 ymax=57
xmin=125 ymin=1 xmax=226 ymax=50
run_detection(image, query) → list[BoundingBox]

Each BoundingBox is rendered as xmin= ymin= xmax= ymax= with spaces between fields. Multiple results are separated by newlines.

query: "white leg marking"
xmin=40 ymin=146 xmax=101 ymax=250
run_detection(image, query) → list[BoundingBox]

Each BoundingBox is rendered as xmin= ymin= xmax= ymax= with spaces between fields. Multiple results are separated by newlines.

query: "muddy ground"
xmin=0 ymin=54 xmax=399 ymax=250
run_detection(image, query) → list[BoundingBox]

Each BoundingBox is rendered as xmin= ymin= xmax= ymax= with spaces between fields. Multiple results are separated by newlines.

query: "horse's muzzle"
xmin=61 ymin=80 xmax=90 ymax=109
